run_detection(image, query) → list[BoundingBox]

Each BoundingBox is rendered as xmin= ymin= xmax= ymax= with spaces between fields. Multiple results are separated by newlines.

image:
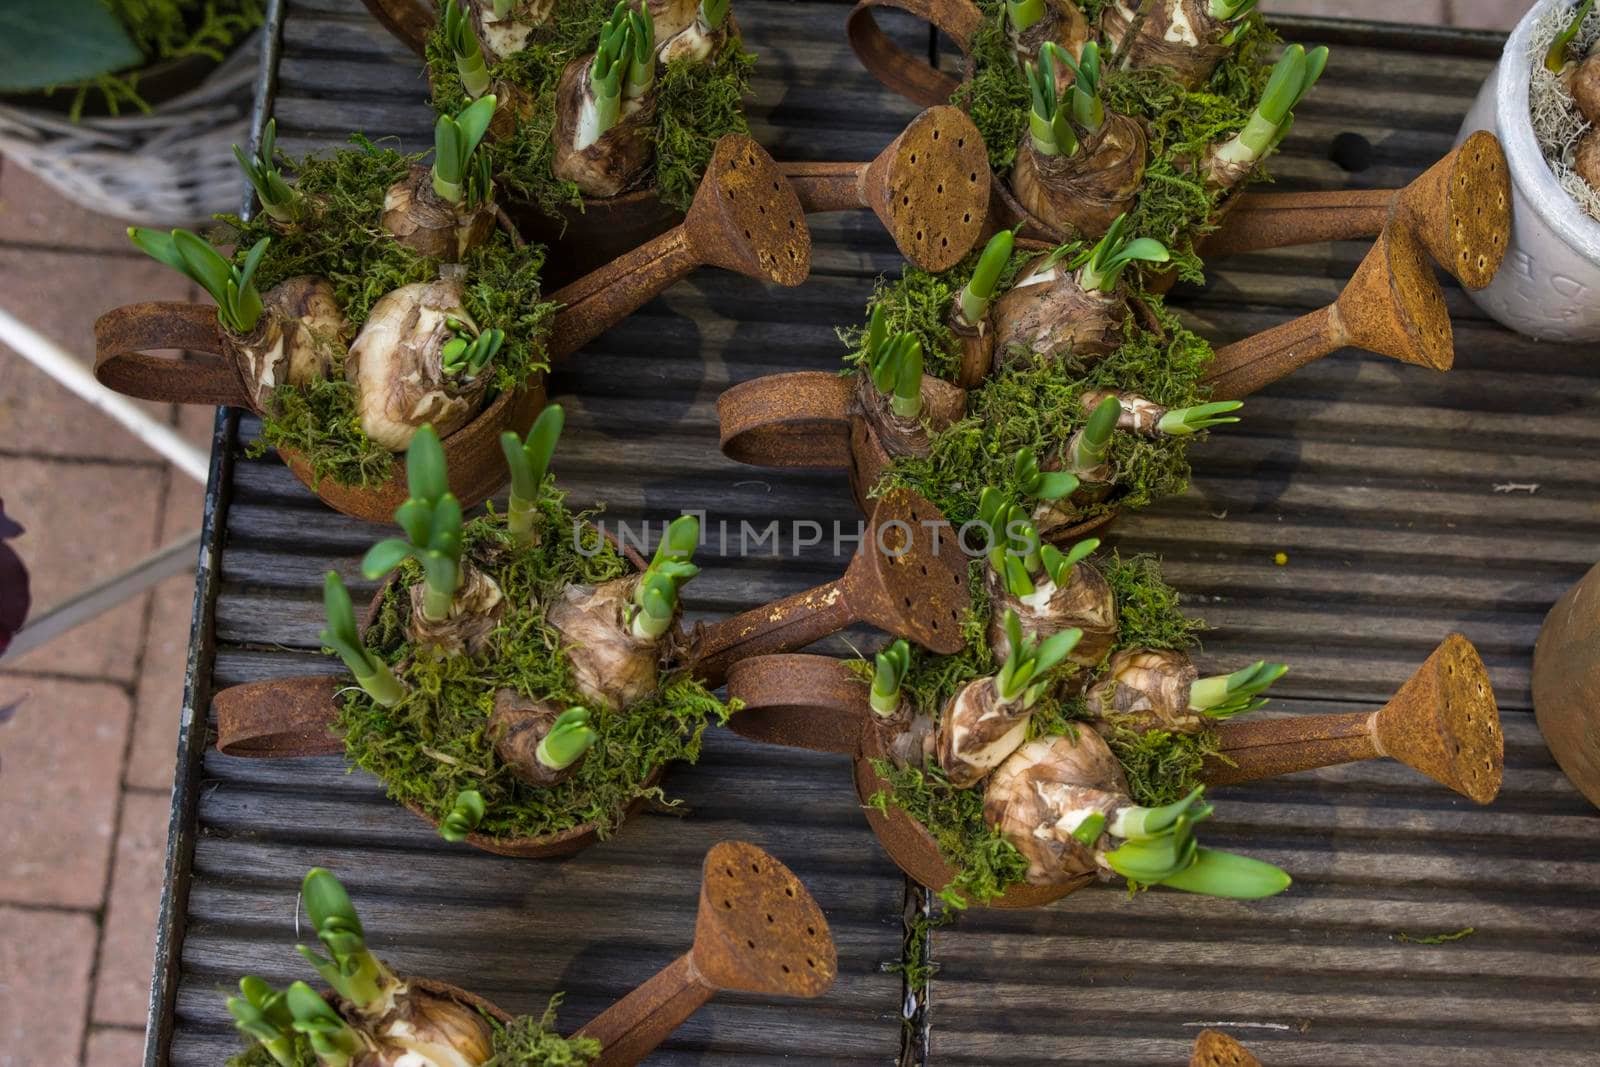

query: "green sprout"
xmin=438 ymin=788 xmax=485 ymax=842
xmin=867 ymin=331 xmax=924 ymax=419
xmin=128 ymin=229 xmax=267 ymax=336
xmin=1214 ymin=43 xmax=1328 ymax=166
xmin=1073 ymin=213 xmax=1170 ymax=292
xmin=1100 ymin=787 xmax=1291 ymax=899
xmin=1188 ymin=660 xmax=1289 ymax=719
xmin=432 ymin=94 xmax=497 ymax=206
xmin=993 ymin=610 xmax=1082 ymax=707
xmin=226 ymin=977 xmax=296 ymax=1067
xmin=1039 ymin=537 xmax=1098 ymax=588
xmin=1054 ymin=40 xmax=1103 ymax=133
xmin=285 ymin=982 xmax=363 ymax=1067
xmin=295 ymin=869 xmax=398 ymax=1014
xmin=584 ymin=3 xmax=633 ymax=147
xmin=1012 ymin=446 xmax=1078 ymax=504
xmin=1547 ymin=0 xmax=1594 ymax=72
xmin=625 ymin=7 xmax=655 ymax=99
xmin=1066 ymin=395 xmax=1121 ymax=476
xmin=1157 ymin=399 xmax=1243 ymax=435
xmin=232 ymin=119 xmax=301 ymax=226
xmin=627 ymin=515 xmax=701 ymax=640
xmin=1025 ymin=43 xmax=1079 ymax=158
xmin=538 ymin=707 xmax=599 ymax=770
xmin=957 ymin=229 xmax=1014 ymax=325
xmin=1006 ymin=0 xmax=1047 ymax=33
xmin=440 ymin=322 xmax=503 ymax=381
xmin=319 ymin=572 xmax=404 ymax=707
xmin=494 ymin=0 xmax=516 ymax=16
xmin=500 ymin=404 xmax=565 ymax=543
xmin=871 ymin=639 xmax=912 ymax=717
xmin=1210 ymin=0 xmax=1260 ymax=43
xmin=701 ymin=0 xmax=731 ymax=31
xmin=978 ymin=488 xmax=1041 ymax=597
xmin=361 ymin=426 xmax=464 ymax=623
xmin=443 ymin=0 xmax=492 ymax=98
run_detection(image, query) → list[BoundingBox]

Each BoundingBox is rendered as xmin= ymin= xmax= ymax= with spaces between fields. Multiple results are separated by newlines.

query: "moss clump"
xmin=873 ymin=302 xmax=1211 ymax=527
xmin=337 ymin=494 xmax=731 ymax=841
xmin=865 ymin=547 xmax=1205 ymax=902
xmin=1101 ymin=724 xmax=1221 ymax=807
xmin=225 ymin=137 xmax=555 ymax=488
xmin=225 ymin=1033 xmax=315 ymax=1067
xmin=652 ymin=49 xmax=758 ymax=212
xmin=427 ymin=7 xmax=754 ymax=217
xmin=489 ymin=994 xmax=601 ymax=1065
xmin=1102 ymin=551 xmax=1205 ymax=652
xmin=951 ymin=1 xmax=1279 ymax=280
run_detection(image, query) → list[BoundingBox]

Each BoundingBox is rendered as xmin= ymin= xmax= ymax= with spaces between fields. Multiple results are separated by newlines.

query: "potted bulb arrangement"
xmin=421 ymin=0 xmax=758 ymax=280
xmin=721 ymin=224 xmax=1244 ymax=540
xmin=212 ymin=408 xmax=733 ymax=856
xmin=845 ymin=0 xmax=1327 ymax=281
xmin=1459 ymin=0 xmax=1600 ymax=340
xmin=224 ymin=851 xmax=837 ymax=1067
xmin=727 ymin=530 xmax=1506 ymax=909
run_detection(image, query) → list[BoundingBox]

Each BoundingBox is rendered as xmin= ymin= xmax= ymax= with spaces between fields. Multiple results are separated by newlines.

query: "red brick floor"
xmin=0 ymin=0 xmax=1531 ymax=1060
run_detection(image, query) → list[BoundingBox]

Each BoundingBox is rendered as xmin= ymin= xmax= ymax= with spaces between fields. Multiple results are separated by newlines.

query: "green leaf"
xmin=127 ymin=228 xmax=186 ymax=275
xmin=361 ymin=538 xmax=413 ymax=580
xmin=1033 ymin=471 xmax=1078 ymax=501
xmin=405 ymin=425 xmax=447 ymax=503
xmin=173 ymin=230 xmax=235 ymax=307
xmin=0 ymin=0 xmax=145 ymax=94
xmin=321 ymin=571 xmax=358 ymax=642
xmin=1157 ymin=847 xmax=1292 ymax=899
xmin=455 ymin=94 xmax=498 ymax=157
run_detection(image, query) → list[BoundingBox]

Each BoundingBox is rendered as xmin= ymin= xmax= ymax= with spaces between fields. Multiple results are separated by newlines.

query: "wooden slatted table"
xmin=148 ymin=2 xmax=1600 ymax=1064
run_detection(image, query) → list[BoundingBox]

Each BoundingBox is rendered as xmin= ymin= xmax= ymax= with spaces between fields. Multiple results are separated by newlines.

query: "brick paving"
xmin=0 ymin=0 xmax=1531 ymax=1061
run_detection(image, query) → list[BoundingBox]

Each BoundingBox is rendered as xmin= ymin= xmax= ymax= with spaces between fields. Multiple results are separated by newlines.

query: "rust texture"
xmin=1203 ymin=224 xmax=1453 ymax=400
xmin=574 ymin=841 xmax=836 ymax=1066
xmin=512 ymin=188 xmax=683 ymax=290
xmin=1208 ymin=634 xmax=1503 ymax=804
xmin=1190 ymin=1029 xmax=1264 ymax=1067
xmin=358 ymin=0 xmax=434 ymax=55
xmin=777 ymin=105 xmax=988 ymax=271
xmin=845 ymin=0 xmax=980 ymax=107
xmin=93 ymin=301 xmax=248 ymax=407
xmin=725 ymin=654 xmax=869 ymax=753
xmin=546 ymin=135 xmax=811 ymax=360
xmin=93 ymin=301 xmax=549 ymax=522
xmin=1532 ymin=559 xmax=1600 ymax=809
xmin=694 ymin=488 xmax=970 ymax=685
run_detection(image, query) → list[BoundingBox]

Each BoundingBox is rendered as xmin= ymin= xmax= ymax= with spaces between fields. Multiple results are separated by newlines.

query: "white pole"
xmin=0 ymin=303 xmax=211 ymax=484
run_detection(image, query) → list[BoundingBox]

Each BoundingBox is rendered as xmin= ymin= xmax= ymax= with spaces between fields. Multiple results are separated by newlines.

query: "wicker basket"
xmin=0 ymin=34 xmax=260 ymax=228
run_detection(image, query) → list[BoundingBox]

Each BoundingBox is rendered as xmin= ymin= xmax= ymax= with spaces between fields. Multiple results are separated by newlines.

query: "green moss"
xmin=869 ymin=759 xmax=1030 ymax=908
xmin=488 ymin=994 xmax=601 ymax=1066
xmin=224 ymin=137 xmax=554 ymax=488
xmin=336 ymin=494 xmax=731 ymax=841
xmin=1101 ymin=551 xmax=1204 ymax=652
xmin=428 ymin=6 xmax=754 ymax=216
xmin=225 ymin=1033 xmax=315 ymax=1067
xmin=652 ymin=49 xmax=758 ymax=212
xmin=1101 ymin=724 xmax=1220 ymax=806
xmin=950 ymin=2 xmax=1281 ymax=280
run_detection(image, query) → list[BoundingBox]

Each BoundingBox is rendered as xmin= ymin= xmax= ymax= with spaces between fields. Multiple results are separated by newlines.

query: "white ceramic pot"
xmin=1457 ymin=0 xmax=1600 ymax=341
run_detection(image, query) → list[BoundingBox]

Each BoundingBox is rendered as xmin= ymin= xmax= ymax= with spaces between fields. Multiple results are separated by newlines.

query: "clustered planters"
xmin=81 ymin=0 xmax=1571 ymax=1059
xmin=224 ymin=849 xmax=835 ymax=1067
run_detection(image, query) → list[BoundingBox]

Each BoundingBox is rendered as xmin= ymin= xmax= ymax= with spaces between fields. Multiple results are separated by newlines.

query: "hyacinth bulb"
xmin=345 ymin=273 xmax=490 ymax=452
xmin=230 ymin=276 xmax=346 ymax=411
xmin=1084 ymin=647 xmax=1201 ymax=732
xmin=982 ymin=731 xmax=1130 ymax=886
xmin=546 ymin=575 xmax=664 ymax=711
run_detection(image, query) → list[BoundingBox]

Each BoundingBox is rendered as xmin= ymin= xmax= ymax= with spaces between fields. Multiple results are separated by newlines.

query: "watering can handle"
xmin=93 ymin=302 xmax=252 ymax=408
xmin=718 ymin=371 xmax=855 ymax=469
xmin=214 ymin=676 xmax=346 ymax=757
xmin=846 ymin=0 xmax=983 ymax=107
xmin=724 ymin=654 xmax=871 ymax=754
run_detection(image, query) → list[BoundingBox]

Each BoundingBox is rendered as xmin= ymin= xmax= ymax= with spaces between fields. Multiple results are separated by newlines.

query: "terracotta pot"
xmin=92 ymin=300 xmax=544 ymax=523
xmin=210 ymin=534 xmax=670 ymax=857
xmin=1531 ymin=558 xmax=1600 ymax=810
xmin=726 ymin=637 xmax=1503 ymax=907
